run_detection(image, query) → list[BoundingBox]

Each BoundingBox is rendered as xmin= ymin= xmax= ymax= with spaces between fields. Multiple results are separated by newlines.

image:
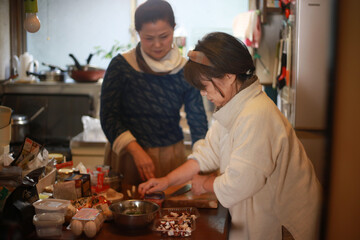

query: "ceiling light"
xmin=24 ymin=0 xmax=40 ymax=33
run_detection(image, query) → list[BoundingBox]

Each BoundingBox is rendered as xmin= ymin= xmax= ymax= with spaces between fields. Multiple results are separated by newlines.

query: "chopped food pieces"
xmin=156 ymin=218 xmax=193 ymax=237
xmin=154 ymin=210 xmax=198 ymax=237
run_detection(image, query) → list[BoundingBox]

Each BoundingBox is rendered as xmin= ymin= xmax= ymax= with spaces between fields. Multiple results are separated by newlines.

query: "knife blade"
xmin=168 ymin=184 xmax=192 ymax=198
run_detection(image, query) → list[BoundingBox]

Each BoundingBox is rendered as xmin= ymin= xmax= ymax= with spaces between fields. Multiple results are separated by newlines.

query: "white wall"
xmin=27 ymin=0 xmax=248 ymax=71
xmin=27 ymin=0 xmax=131 ymax=71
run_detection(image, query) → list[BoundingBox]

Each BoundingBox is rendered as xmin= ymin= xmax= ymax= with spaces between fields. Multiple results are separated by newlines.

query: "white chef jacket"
xmin=189 ymin=80 xmax=322 ymax=240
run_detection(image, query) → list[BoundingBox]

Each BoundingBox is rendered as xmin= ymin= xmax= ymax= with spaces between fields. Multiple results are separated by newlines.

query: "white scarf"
xmin=140 ymin=44 xmax=187 ymax=74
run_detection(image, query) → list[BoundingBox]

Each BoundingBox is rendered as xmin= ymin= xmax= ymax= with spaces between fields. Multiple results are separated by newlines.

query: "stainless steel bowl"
xmin=110 ymin=200 xmax=160 ymax=229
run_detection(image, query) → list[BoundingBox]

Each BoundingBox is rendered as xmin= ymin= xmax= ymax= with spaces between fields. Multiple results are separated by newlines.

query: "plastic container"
xmin=70 ymin=208 xmax=104 ymax=238
xmin=33 ymin=199 xmax=70 ymax=216
xmin=33 ymin=213 xmax=65 ymax=238
xmin=159 ymin=207 xmax=200 ymax=219
xmin=152 ymin=207 xmax=200 ymax=237
xmin=104 ymin=175 xmax=121 ymax=192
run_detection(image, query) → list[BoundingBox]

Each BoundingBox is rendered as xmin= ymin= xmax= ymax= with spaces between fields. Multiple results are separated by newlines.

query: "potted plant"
xmin=94 ymin=41 xmax=133 ymax=59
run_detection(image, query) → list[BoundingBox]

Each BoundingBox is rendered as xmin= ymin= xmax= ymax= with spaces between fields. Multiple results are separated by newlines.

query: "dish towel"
xmin=232 ymin=10 xmax=261 ymax=48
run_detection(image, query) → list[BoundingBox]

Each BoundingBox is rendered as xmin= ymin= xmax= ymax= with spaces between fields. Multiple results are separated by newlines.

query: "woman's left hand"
xmin=191 ymin=174 xmax=208 ymax=195
xmin=191 ymin=173 xmax=216 ymax=195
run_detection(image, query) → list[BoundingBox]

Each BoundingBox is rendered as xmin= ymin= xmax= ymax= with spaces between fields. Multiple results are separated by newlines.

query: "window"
xmin=26 ymin=0 xmax=248 ymax=71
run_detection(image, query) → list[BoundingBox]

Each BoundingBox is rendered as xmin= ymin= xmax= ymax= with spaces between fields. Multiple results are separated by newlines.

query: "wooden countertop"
xmin=77 ymin=204 xmax=229 ymax=240
xmin=27 ymin=204 xmax=230 ymax=240
xmin=28 ymin=184 xmax=230 ymax=240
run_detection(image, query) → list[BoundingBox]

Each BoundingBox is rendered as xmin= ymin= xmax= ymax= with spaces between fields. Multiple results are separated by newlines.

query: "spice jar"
xmin=49 ymin=153 xmax=65 ymax=164
xmin=57 ymin=168 xmax=73 ymax=182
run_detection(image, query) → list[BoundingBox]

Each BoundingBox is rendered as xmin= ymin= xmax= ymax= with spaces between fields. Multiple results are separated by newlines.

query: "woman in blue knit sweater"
xmin=100 ymin=0 xmax=208 ymax=185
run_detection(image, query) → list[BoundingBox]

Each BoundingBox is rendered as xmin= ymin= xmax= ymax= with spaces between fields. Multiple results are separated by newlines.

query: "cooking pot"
xmin=26 ymin=63 xmax=67 ymax=82
xmin=11 ymin=114 xmax=29 ymax=144
xmin=11 ymin=106 xmax=45 ymax=144
xmin=27 ymin=70 xmax=66 ymax=82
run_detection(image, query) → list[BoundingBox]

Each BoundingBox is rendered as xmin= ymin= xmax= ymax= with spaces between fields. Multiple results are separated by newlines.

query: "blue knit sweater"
xmin=100 ymin=54 xmax=208 ymax=148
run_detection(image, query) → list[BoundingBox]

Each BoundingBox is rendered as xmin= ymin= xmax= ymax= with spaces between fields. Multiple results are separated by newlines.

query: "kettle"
xmin=13 ymin=52 xmax=39 ymax=81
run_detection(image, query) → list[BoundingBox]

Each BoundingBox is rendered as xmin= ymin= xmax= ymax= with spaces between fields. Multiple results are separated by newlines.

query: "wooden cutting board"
xmin=163 ymin=182 xmax=218 ymax=208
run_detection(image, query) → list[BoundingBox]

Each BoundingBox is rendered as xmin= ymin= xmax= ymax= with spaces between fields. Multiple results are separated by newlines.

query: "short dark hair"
xmin=184 ymin=32 xmax=255 ymax=90
xmin=135 ymin=0 xmax=176 ymax=32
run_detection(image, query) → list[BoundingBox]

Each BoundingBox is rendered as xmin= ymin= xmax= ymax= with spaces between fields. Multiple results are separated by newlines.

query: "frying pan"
xmin=68 ymin=53 xmax=105 ymax=82
xmin=69 ymin=67 xmax=105 ymax=82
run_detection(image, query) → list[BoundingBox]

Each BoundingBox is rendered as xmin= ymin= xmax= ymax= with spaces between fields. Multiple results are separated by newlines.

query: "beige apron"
xmin=104 ymin=141 xmax=186 ymax=186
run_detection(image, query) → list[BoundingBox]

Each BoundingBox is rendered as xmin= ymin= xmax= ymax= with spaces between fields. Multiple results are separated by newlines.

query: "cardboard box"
xmin=70 ymin=132 xmax=106 ymax=170
xmin=36 ymin=168 xmax=56 ymax=193
xmin=65 ymin=173 xmax=91 ymax=197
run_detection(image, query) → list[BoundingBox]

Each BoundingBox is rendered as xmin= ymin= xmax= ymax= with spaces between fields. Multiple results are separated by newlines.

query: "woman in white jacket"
xmin=139 ymin=32 xmax=322 ymax=240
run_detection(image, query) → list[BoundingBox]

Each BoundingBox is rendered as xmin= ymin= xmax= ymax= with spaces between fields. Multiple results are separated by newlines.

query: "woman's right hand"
xmin=139 ymin=159 xmax=201 ymax=197
xmin=138 ymin=177 xmax=169 ymax=196
xmin=126 ymin=141 xmax=155 ymax=181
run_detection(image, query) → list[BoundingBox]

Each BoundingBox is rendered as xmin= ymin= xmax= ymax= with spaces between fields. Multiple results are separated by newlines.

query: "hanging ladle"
xmin=29 ymin=106 xmax=46 ymax=122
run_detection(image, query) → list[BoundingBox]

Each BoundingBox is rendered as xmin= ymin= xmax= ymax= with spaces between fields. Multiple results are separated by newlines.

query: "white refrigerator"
xmin=279 ymin=0 xmax=333 ymax=185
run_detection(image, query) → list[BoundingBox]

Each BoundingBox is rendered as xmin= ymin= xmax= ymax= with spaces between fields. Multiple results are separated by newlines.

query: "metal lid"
xmin=11 ymin=114 xmax=29 ymax=125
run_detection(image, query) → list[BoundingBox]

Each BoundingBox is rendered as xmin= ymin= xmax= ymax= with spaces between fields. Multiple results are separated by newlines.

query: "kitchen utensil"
xmin=86 ymin=53 xmax=94 ymax=65
xmin=29 ymin=106 xmax=46 ymax=122
xmin=110 ymin=199 xmax=160 ymax=229
xmin=11 ymin=114 xmax=29 ymax=143
xmin=68 ymin=53 xmax=83 ymax=70
xmin=163 ymin=182 xmax=218 ymax=208
xmin=0 ymin=106 xmax=12 ymax=148
xmin=13 ymin=52 xmax=39 ymax=81
xmin=167 ymin=184 xmax=192 ymax=198
xmin=11 ymin=106 xmax=46 ymax=143
xmin=69 ymin=66 xmax=105 ymax=82
xmin=27 ymin=62 xmax=67 ymax=82
xmin=68 ymin=54 xmax=105 ymax=82
xmin=42 ymin=62 xmax=66 ymax=72
xmin=0 ymin=106 xmax=12 ymax=128
xmin=27 ymin=70 xmax=66 ymax=82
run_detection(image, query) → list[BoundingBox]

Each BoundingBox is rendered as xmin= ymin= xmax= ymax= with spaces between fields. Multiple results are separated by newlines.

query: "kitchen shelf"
xmin=257 ymin=0 xmax=283 ymax=23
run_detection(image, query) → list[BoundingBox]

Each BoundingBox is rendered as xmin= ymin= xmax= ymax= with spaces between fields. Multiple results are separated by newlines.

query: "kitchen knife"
xmin=168 ymin=184 xmax=192 ymax=198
